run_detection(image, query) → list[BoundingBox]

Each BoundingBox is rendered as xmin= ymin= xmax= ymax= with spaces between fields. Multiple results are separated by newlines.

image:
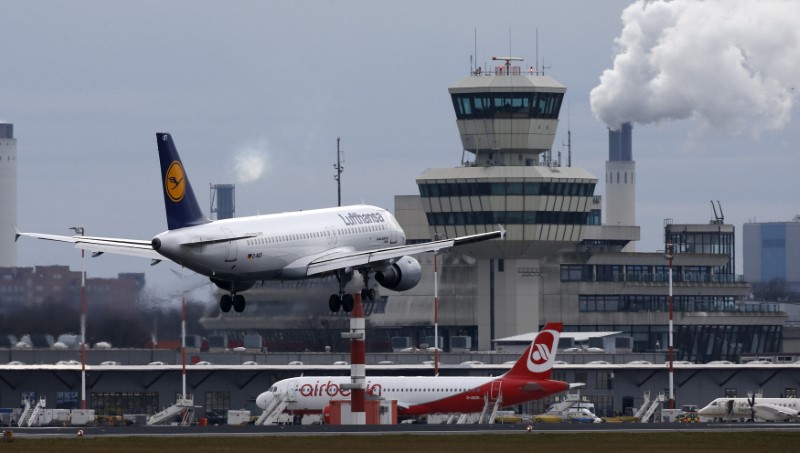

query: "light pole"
xmin=433 ymin=250 xmax=440 ymax=377
xmin=665 ymin=241 xmax=675 ymax=410
xmin=69 ymin=226 xmax=87 ymax=410
xmin=333 ymin=137 xmax=344 ymax=206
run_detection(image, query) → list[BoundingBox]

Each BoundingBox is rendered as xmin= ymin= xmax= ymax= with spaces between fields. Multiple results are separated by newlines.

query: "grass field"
xmin=3 ymin=432 xmax=800 ymax=452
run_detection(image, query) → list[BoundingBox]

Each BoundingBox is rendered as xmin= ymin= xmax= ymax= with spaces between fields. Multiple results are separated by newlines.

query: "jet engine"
xmin=375 ymin=256 xmax=422 ymax=291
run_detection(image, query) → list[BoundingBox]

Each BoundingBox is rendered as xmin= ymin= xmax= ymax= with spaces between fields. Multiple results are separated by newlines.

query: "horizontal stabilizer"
xmin=16 ymin=231 xmax=161 ymax=260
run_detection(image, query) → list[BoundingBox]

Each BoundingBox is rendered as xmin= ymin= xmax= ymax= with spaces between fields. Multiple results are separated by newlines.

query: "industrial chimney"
xmin=605 ymin=122 xmax=636 ymax=251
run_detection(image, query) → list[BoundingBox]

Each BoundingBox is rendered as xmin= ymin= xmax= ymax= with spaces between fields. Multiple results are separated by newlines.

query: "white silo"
xmin=0 ymin=123 xmax=17 ymax=267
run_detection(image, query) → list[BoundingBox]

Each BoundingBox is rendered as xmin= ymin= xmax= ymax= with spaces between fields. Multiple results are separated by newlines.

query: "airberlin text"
xmin=338 ymin=212 xmax=385 ymax=226
xmin=299 ymin=380 xmax=382 ymax=398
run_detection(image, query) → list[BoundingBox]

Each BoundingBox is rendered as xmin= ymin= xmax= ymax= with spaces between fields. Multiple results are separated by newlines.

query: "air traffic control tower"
xmin=413 ymin=58 xmax=599 ymax=345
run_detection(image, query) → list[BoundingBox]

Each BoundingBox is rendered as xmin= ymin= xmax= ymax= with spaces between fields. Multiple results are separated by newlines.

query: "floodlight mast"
xmin=334 ymin=137 xmax=344 ymax=207
xmin=666 ymin=241 xmax=675 ymax=409
xmin=69 ymin=226 xmax=87 ymax=410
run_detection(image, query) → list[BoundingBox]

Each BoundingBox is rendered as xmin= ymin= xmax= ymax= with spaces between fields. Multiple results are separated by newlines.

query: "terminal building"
xmin=198 ymin=59 xmax=785 ymax=363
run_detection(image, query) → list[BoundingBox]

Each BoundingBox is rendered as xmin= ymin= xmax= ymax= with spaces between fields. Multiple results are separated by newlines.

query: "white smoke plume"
xmin=591 ymin=0 xmax=800 ymax=134
xmin=233 ymin=140 xmax=269 ymax=183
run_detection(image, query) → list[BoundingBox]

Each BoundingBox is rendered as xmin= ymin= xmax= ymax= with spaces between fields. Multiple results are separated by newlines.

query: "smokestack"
xmin=621 ymin=122 xmax=632 ymax=161
xmin=605 ymin=122 xmax=636 ymax=250
xmin=608 ymin=122 xmax=632 ymax=162
xmin=608 ymin=128 xmax=621 ymax=161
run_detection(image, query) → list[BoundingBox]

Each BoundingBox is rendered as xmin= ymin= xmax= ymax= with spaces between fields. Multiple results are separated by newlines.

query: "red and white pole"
xmin=349 ymin=293 xmax=366 ymax=424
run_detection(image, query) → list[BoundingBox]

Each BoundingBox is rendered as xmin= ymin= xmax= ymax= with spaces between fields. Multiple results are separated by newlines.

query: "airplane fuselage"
xmin=699 ymin=397 xmax=800 ymax=421
xmin=153 ymin=205 xmax=404 ymax=282
xmin=259 ymin=375 xmax=569 ymax=416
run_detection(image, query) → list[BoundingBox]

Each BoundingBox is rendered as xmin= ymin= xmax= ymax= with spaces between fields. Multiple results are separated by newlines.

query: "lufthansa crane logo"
xmin=165 ymin=161 xmax=186 ymax=202
xmin=527 ymin=330 xmax=555 ymax=373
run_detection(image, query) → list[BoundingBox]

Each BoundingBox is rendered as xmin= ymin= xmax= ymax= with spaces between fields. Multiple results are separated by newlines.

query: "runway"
xmin=7 ymin=421 xmax=800 ymax=439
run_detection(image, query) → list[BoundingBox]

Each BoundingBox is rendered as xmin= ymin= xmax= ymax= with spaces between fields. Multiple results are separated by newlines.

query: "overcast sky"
xmin=4 ymin=0 xmax=798 ymax=294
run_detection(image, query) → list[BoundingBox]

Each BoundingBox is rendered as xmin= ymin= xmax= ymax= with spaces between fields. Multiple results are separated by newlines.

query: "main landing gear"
xmin=328 ymin=269 xmax=377 ymax=313
xmin=220 ymin=293 xmax=246 ymax=313
xmin=210 ymin=279 xmax=253 ymax=314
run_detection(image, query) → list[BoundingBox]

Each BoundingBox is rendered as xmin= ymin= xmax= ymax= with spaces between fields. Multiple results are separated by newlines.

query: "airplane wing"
xmin=15 ymin=231 xmax=162 ymax=260
xmin=753 ymin=403 xmax=799 ymax=421
xmin=305 ymin=229 xmax=504 ymax=276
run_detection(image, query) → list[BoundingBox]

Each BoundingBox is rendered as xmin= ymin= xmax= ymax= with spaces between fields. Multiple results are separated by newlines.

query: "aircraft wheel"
xmin=233 ymin=295 xmax=246 ymax=313
xmin=220 ymin=295 xmax=233 ymax=313
xmin=367 ymin=288 xmax=377 ymax=300
xmin=360 ymin=288 xmax=369 ymax=300
xmin=342 ymin=294 xmax=354 ymax=312
xmin=328 ymin=294 xmax=341 ymax=313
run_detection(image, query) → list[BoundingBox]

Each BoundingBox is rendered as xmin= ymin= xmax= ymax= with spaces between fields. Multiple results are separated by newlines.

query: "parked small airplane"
xmin=17 ymin=133 xmax=503 ymax=313
xmin=698 ymin=394 xmax=800 ymax=422
xmin=255 ymin=322 xmax=579 ymax=420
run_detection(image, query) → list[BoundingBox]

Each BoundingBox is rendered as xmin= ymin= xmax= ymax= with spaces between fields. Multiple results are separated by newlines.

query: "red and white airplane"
xmin=256 ymin=322 xmax=578 ymax=419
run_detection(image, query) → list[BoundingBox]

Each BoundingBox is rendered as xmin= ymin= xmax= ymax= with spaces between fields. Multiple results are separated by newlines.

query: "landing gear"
xmin=341 ymin=294 xmax=354 ymax=312
xmin=329 ymin=294 xmax=341 ymax=313
xmin=220 ymin=294 xmax=232 ymax=313
xmin=329 ymin=269 xmax=352 ymax=313
xmin=233 ymin=294 xmax=246 ymax=313
xmin=328 ymin=269 xmax=375 ymax=312
xmin=328 ymin=293 xmax=354 ymax=312
xmin=360 ymin=287 xmax=377 ymax=301
xmin=358 ymin=269 xmax=377 ymax=301
xmin=219 ymin=293 xmax=246 ymax=313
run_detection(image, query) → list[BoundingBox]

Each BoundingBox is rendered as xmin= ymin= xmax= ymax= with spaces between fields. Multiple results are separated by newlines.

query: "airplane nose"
xmin=256 ymin=392 xmax=272 ymax=410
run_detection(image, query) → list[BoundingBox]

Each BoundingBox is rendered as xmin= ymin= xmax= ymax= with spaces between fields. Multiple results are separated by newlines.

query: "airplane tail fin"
xmin=156 ymin=132 xmax=209 ymax=230
xmin=503 ymin=322 xmax=562 ymax=380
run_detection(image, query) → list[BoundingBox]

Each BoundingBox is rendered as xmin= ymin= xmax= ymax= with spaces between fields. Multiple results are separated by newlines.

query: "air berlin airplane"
xmin=256 ymin=322 xmax=578 ymax=419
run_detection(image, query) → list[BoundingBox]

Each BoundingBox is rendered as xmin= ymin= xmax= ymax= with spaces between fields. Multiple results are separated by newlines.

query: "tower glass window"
xmin=450 ymin=92 xmax=564 ymax=120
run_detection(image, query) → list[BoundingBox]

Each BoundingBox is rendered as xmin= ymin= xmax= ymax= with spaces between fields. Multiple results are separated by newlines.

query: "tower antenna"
xmin=508 ymin=26 xmax=512 ymax=57
xmin=474 ymin=27 xmax=477 ymax=74
xmin=568 ymin=102 xmax=572 ymax=167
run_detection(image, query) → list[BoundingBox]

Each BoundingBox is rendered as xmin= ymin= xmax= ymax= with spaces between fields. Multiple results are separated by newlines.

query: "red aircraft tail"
xmin=503 ymin=322 xmax=563 ymax=381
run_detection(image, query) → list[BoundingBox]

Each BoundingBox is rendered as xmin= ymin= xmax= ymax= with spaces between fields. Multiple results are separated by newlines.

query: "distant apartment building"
xmin=744 ymin=216 xmax=800 ymax=295
xmin=0 ymin=265 xmax=144 ymax=310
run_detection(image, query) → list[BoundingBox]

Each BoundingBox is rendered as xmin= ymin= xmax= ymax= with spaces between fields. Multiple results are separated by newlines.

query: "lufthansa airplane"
xmin=17 ymin=133 xmax=503 ymax=313
xmin=255 ymin=323 xmax=577 ymax=420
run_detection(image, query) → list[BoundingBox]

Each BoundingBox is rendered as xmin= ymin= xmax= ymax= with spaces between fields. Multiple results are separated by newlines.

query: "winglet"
xmin=156 ymin=133 xmax=210 ymax=230
xmin=13 ymin=226 xmax=20 ymax=242
xmin=498 ymin=224 xmax=506 ymax=239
